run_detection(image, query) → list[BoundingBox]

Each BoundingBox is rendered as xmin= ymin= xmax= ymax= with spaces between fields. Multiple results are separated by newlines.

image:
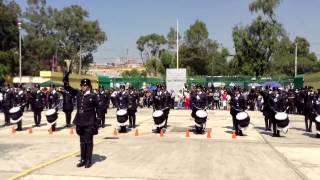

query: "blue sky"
xmin=16 ymin=0 xmax=320 ymax=63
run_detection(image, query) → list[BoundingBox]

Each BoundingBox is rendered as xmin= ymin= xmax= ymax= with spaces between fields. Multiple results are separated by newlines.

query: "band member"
xmin=152 ymin=84 xmax=164 ymax=111
xmin=304 ymin=86 xmax=314 ymax=132
xmin=127 ymin=85 xmax=139 ymax=128
xmin=63 ymin=73 xmax=99 ymax=168
xmin=268 ymin=88 xmax=286 ymax=137
xmin=230 ymin=88 xmax=246 ymax=136
xmin=97 ymin=86 xmax=108 ymax=128
xmin=13 ymin=85 xmax=26 ymax=131
xmin=2 ymin=84 xmax=14 ymax=126
xmin=313 ymin=89 xmax=320 ymax=138
xmin=31 ymin=84 xmax=45 ymax=127
xmin=58 ymin=88 xmax=74 ymax=127
xmin=248 ymin=89 xmax=257 ymax=111
xmin=162 ymin=85 xmax=171 ymax=128
xmin=261 ymin=88 xmax=272 ymax=131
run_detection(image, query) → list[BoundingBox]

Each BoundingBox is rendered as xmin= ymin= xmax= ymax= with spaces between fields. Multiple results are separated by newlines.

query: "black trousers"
xmin=76 ymin=125 xmax=94 ymax=164
xmin=271 ymin=117 xmax=280 ymax=136
xmin=97 ymin=111 xmax=106 ymax=127
xmin=264 ymin=115 xmax=272 ymax=130
xmin=128 ymin=109 xmax=136 ymax=128
xmin=232 ymin=115 xmax=242 ymax=135
xmin=3 ymin=108 xmax=10 ymax=125
xmin=65 ymin=111 xmax=72 ymax=125
xmin=305 ymin=114 xmax=313 ymax=132
xmin=16 ymin=120 xmax=22 ymax=130
xmin=33 ymin=110 xmax=42 ymax=126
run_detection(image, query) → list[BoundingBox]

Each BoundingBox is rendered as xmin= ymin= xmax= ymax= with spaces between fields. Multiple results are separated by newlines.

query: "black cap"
xmin=120 ymin=85 xmax=125 ymax=89
xmin=128 ymin=85 xmax=134 ymax=90
xmin=80 ymin=79 xmax=91 ymax=87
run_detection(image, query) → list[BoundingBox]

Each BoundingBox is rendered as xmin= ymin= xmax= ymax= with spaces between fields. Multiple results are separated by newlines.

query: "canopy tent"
xmin=262 ymin=81 xmax=282 ymax=88
xmin=148 ymin=86 xmax=157 ymax=91
xmin=40 ymin=80 xmax=63 ymax=87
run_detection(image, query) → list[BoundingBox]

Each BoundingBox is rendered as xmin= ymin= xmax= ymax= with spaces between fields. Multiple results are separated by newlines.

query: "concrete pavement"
xmin=0 ymin=108 xmax=319 ymax=180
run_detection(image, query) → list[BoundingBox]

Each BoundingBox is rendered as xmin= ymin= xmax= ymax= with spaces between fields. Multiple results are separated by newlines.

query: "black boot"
xmin=308 ymin=120 xmax=312 ymax=132
xmin=77 ymin=143 xmax=86 ymax=167
xmin=305 ymin=117 xmax=309 ymax=132
xmin=85 ymin=143 xmax=93 ymax=168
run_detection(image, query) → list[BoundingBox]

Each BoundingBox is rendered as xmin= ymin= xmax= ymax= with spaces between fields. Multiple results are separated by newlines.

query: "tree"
xmin=166 ymin=27 xmax=181 ymax=51
xmin=136 ymin=33 xmax=167 ymax=63
xmin=121 ymin=68 xmax=144 ymax=77
xmin=0 ymin=0 xmax=21 ymax=84
xmin=22 ymin=0 xmax=106 ymax=74
xmin=249 ymin=0 xmax=281 ymax=23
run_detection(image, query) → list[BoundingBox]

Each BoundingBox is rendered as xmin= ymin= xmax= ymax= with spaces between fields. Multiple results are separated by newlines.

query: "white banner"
xmin=166 ymin=68 xmax=186 ymax=101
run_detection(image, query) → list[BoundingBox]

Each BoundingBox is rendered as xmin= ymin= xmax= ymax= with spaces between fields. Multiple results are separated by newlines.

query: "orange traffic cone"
xmin=207 ymin=129 xmax=212 ymax=139
xmin=70 ymin=128 xmax=74 ymax=135
xmin=28 ymin=128 xmax=33 ymax=134
xmin=186 ymin=129 xmax=190 ymax=138
xmin=11 ymin=127 xmax=16 ymax=134
xmin=135 ymin=129 xmax=139 ymax=136
xmin=160 ymin=129 xmax=164 ymax=137
xmin=113 ymin=128 xmax=118 ymax=136
xmin=232 ymin=131 xmax=237 ymax=139
xmin=48 ymin=128 xmax=53 ymax=135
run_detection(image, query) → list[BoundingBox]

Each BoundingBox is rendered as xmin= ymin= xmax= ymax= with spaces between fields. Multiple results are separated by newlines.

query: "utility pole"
xmin=295 ymin=43 xmax=298 ymax=77
xmin=176 ymin=19 xmax=179 ymax=69
xmin=79 ymin=44 xmax=82 ymax=74
xmin=18 ymin=22 xmax=22 ymax=84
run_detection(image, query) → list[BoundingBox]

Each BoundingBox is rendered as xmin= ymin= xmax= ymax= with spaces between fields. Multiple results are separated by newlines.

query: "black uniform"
xmin=59 ymin=89 xmax=74 ymax=127
xmin=312 ymin=93 xmax=320 ymax=138
xmin=2 ymin=88 xmax=14 ymax=126
xmin=64 ymin=76 xmax=99 ymax=168
xmin=304 ymin=90 xmax=314 ymax=132
xmin=127 ymin=90 xmax=139 ymax=128
xmin=117 ymin=90 xmax=129 ymax=109
xmin=97 ymin=90 xmax=108 ymax=128
xmin=192 ymin=91 xmax=207 ymax=117
xmin=163 ymin=90 xmax=171 ymax=127
xmin=261 ymin=90 xmax=272 ymax=131
xmin=13 ymin=89 xmax=26 ymax=131
xmin=230 ymin=93 xmax=246 ymax=135
xmin=152 ymin=90 xmax=165 ymax=111
xmin=268 ymin=92 xmax=286 ymax=137
xmin=48 ymin=89 xmax=60 ymax=109
xmin=31 ymin=89 xmax=45 ymax=127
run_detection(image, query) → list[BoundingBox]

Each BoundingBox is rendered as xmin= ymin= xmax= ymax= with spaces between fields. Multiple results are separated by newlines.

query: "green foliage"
xmin=121 ymin=68 xmax=145 ymax=77
xmin=136 ymin=33 xmax=167 ymax=64
xmin=21 ymin=0 xmax=106 ymax=75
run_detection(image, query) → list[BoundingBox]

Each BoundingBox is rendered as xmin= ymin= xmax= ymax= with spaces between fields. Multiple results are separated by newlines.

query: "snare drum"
xmin=315 ymin=115 xmax=320 ymax=124
xmin=9 ymin=106 xmax=23 ymax=123
xmin=116 ymin=109 xmax=128 ymax=123
xmin=275 ymin=112 xmax=289 ymax=128
xmin=153 ymin=110 xmax=165 ymax=125
xmin=195 ymin=110 xmax=207 ymax=124
xmin=45 ymin=108 xmax=58 ymax=124
xmin=236 ymin=111 xmax=250 ymax=128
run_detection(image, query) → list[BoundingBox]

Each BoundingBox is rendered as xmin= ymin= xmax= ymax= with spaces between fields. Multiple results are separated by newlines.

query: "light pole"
xmin=18 ymin=22 xmax=22 ymax=84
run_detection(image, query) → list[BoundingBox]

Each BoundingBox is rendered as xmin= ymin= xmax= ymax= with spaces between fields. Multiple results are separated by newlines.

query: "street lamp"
xmin=18 ymin=22 xmax=22 ymax=84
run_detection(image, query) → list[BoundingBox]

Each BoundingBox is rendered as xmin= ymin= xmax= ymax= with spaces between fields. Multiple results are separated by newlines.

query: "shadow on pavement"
xmin=92 ymin=154 xmax=107 ymax=165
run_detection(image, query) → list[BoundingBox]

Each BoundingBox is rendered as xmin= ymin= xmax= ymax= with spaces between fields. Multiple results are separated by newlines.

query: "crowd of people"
xmin=1 ymin=80 xmax=320 ymax=168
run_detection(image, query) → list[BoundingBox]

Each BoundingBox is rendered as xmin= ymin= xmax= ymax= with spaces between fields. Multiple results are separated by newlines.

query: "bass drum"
xmin=45 ymin=108 xmax=58 ymax=124
xmin=117 ymin=109 xmax=128 ymax=123
xmin=275 ymin=112 xmax=289 ymax=128
xmin=195 ymin=110 xmax=207 ymax=124
xmin=153 ymin=110 xmax=165 ymax=126
xmin=9 ymin=106 xmax=23 ymax=123
xmin=236 ymin=112 xmax=250 ymax=128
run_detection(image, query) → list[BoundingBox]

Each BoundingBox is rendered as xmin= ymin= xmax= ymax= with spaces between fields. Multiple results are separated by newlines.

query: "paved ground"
xmin=0 ymin=108 xmax=319 ymax=180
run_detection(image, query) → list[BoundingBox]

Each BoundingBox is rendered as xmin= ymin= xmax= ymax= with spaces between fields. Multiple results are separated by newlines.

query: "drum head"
xmin=153 ymin=110 xmax=163 ymax=118
xmin=117 ymin=109 xmax=127 ymax=116
xmin=45 ymin=109 xmax=56 ymax=116
xmin=315 ymin=116 xmax=320 ymax=123
xmin=196 ymin=110 xmax=207 ymax=118
xmin=275 ymin=112 xmax=288 ymax=121
xmin=236 ymin=112 xmax=248 ymax=121
xmin=9 ymin=107 xmax=20 ymax=113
